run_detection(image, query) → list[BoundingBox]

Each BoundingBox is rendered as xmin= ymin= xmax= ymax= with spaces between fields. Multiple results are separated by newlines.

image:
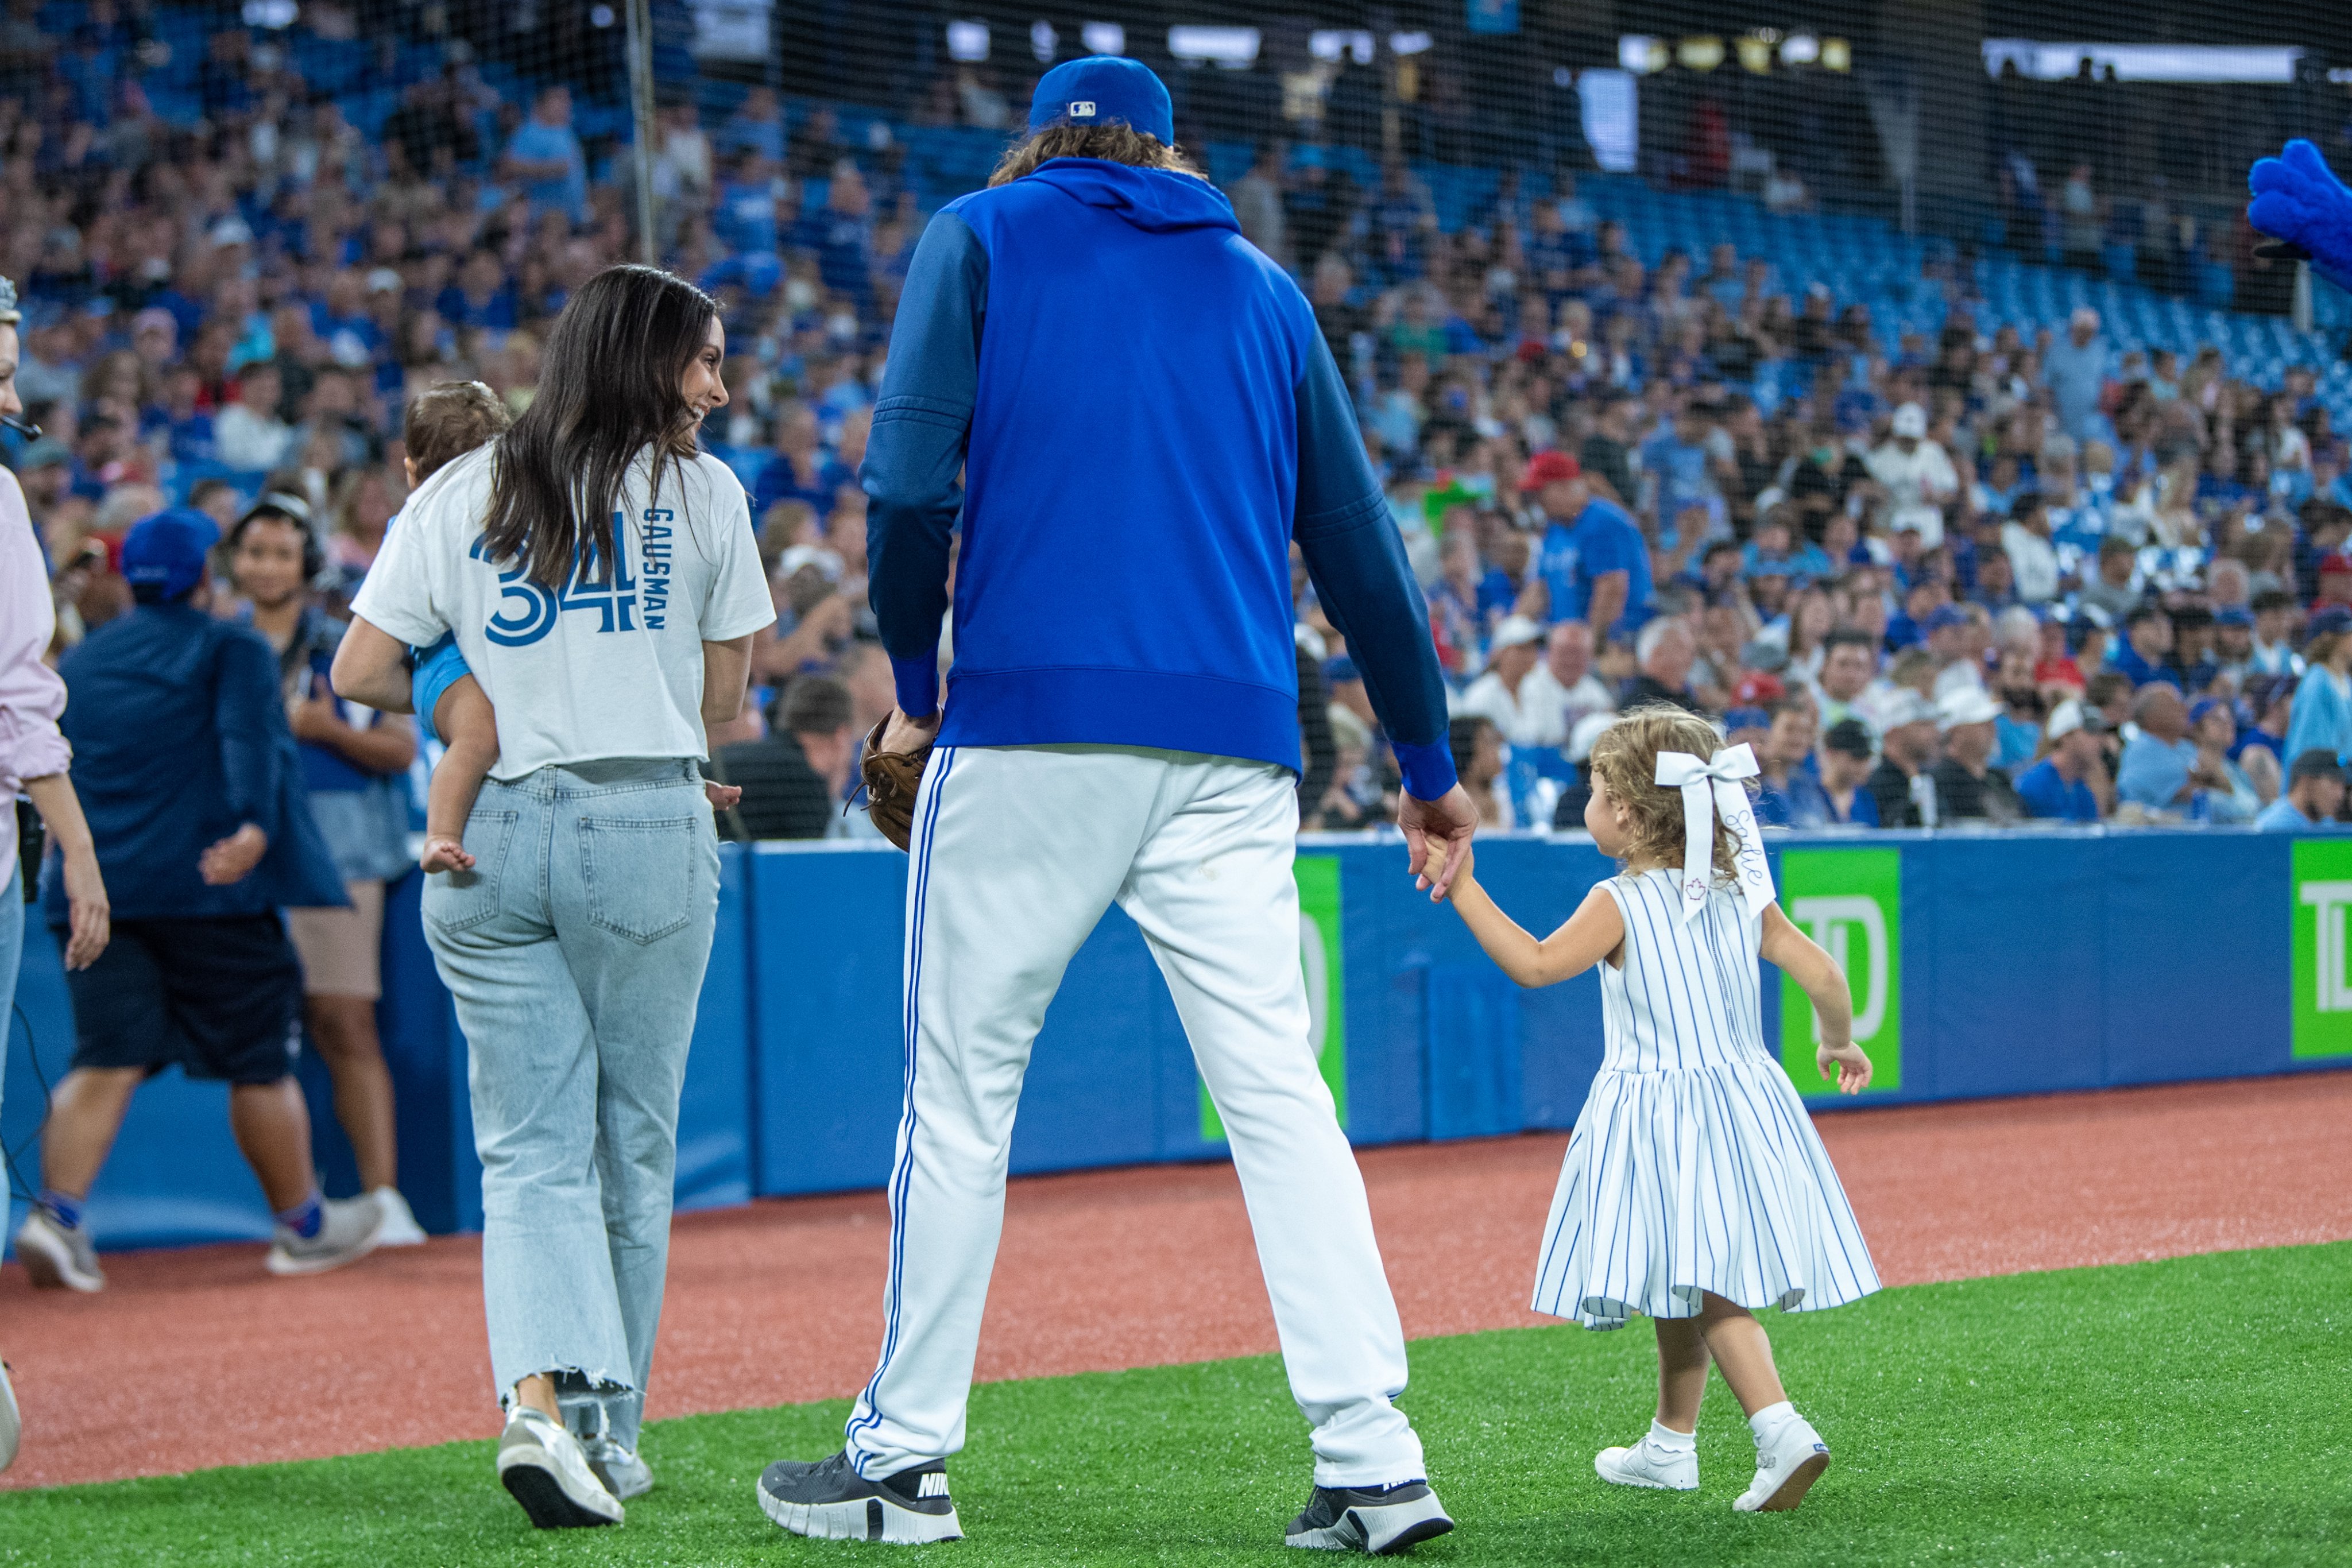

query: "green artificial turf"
xmin=3 ymin=1242 xmax=2346 ymax=1567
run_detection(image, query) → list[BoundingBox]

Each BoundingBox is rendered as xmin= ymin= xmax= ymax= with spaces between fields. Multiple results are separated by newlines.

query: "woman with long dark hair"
xmin=334 ymin=265 xmax=775 ymax=1529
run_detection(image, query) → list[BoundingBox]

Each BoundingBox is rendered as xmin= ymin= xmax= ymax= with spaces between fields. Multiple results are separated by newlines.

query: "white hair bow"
xmin=1653 ymin=745 xmax=1775 ymax=923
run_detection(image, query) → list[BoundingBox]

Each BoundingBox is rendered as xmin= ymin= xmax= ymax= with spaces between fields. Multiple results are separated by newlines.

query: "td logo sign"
xmin=1777 ymin=847 xmax=1902 ymax=1094
xmin=2291 ymin=839 xmax=2352 ymax=1059
xmin=1202 ymin=855 xmax=1348 ymax=1140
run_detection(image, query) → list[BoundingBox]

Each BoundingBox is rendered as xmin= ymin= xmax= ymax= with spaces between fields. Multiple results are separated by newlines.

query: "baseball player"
xmin=753 ymin=57 xmax=1476 ymax=1554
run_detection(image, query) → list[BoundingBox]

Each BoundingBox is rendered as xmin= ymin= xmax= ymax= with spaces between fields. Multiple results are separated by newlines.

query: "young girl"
xmin=1428 ymin=705 xmax=1879 ymax=1513
xmin=397 ymin=382 xmax=737 ymax=874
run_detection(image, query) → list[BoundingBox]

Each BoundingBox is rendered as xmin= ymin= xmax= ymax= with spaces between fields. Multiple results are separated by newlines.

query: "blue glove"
xmin=2247 ymin=138 xmax=2352 ymax=295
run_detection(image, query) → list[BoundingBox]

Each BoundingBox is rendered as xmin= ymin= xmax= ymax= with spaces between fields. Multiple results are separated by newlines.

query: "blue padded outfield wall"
xmin=5 ymin=829 xmax=2342 ymax=1250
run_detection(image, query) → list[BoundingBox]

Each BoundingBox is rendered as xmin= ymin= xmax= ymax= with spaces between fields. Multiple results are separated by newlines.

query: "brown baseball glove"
xmin=859 ymin=715 xmax=933 ymax=851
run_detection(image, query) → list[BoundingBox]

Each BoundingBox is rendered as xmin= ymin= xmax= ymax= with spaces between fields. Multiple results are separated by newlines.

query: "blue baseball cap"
xmin=1923 ymin=603 xmax=1969 ymax=633
xmin=2212 ymin=605 xmax=2253 ymax=628
xmin=122 ymin=508 xmax=221 ymax=602
xmin=1027 ymin=57 xmax=1174 ymax=146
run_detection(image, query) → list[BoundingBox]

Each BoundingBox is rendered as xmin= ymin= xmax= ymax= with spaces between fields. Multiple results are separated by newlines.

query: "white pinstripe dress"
xmin=1531 ymin=869 xmax=1881 ymax=1329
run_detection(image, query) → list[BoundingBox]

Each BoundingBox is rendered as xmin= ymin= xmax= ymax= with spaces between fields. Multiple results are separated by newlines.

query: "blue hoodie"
xmin=45 ymin=602 xmax=346 ymax=922
xmin=862 ymin=158 xmax=1455 ymax=799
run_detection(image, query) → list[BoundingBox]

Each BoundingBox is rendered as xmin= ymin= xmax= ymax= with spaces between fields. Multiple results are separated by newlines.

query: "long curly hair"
xmin=987 ymin=123 xmax=1202 ymax=187
xmin=1587 ymin=706 xmax=1752 ymax=882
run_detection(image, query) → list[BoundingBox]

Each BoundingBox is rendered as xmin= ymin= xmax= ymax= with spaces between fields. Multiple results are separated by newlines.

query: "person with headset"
xmin=225 ymin=491 xmax=426 ymax=1245
xmin=1 ymin=270 xmax=110 ymax=1471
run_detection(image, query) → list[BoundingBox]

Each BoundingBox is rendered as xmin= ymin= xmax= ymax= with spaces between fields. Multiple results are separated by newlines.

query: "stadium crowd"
xmin=5 ymin=13 xmax=2351 ymax=845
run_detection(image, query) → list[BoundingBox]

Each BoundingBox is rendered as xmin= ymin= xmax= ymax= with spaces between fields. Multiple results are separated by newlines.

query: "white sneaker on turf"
xmin=1734 ymin=1414 xmax=1829 ymax=1513
xmin=500 ymin=1406 xmax=624 ymax=1528
xmin=1595 ymin=1432 xmax=1699 ymax=1492
xmin=372 ymin=1187 xmax=428 ymax=1247
xmin=585 ymin=1438 xmax=654 ymax=1501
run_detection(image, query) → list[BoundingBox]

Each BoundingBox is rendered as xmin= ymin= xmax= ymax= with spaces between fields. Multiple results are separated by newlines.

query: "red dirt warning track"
xmin=4 ymin=1072 xmax=2347 ymax=1490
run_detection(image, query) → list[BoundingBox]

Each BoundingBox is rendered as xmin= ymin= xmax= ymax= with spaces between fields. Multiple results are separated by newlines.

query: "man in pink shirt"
xmin=0 ymin=272 xmax=112 ymax=1475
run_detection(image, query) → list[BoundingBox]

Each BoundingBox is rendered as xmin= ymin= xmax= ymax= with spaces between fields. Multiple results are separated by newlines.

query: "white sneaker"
xmin=585 ymin=1438 xmax=654 ymax=1501
xmin=372 ymin=1187 xmax=428 ymax=1247
xmin=499 ymin=1406 xmax=624 ymax=1528
xmin=1734 ymin=1414 xmax=1829 ymax=1513
xmin=0 ymin=1357 xmax=20 ymax=1474
xmin=266 ymin=1195 xmax=384 ymax=1277
xmin=14 ymin=1207 xmax=104 ymax=1292
xmin=1595 ymin=1432 xmax=1699 ymax=1492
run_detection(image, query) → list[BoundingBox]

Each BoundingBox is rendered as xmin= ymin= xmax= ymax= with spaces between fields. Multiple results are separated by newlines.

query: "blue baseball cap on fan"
xmin=1027 ymin=56 xmax=1174 ymax=146
xmin=122 ymin=508 xmax=221 ymax=602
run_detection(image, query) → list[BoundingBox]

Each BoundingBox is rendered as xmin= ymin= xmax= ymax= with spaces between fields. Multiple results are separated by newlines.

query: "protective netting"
xmin=6 ymin=3 xmax=2352 ymax=832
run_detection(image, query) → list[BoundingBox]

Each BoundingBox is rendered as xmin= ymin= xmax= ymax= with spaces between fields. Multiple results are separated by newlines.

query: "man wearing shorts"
xmin=11 ymin=510 xmax=385 ymax=1290
xmin=227 ymin=491 xmax=427 ymax=1244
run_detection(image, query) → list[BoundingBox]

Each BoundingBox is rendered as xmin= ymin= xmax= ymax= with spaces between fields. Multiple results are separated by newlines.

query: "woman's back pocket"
xmin=577 ymin=815 xmax=704 ymax=944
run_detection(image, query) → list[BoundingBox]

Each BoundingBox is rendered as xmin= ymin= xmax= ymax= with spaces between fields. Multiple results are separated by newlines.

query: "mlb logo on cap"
xmin=1027 ymin=57 xmax=1174 ymax=145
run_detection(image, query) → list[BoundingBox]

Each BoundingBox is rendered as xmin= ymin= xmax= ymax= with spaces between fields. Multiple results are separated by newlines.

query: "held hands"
xmin=1399 ymin=784 xmax=1478 ymax=901
xmin=1817 ymin=1039 xmax=1873 ymax=1095
xmin=199 ymin=823 xmax=269 ymax=885
xmin=1418 ymin=841 xmax=1475 ymax=901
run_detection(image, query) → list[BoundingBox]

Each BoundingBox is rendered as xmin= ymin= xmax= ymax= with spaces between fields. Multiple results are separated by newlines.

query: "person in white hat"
xmin=1453 ymin=614 xmax=1549 ymax=744
xmin=1863 ymin=689 xmax=1940 ymax=826
xmin=1865 ymin=402 xmax=1958 ymax=548
xmin=2014 ymin=699 xmax=2109 ymax=822
xmin=1928 ymin=687 xmax=2022 ymax=822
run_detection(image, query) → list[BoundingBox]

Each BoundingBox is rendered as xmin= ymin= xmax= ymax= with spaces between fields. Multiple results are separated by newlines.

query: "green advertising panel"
xmin=1202 ymin=855 xmax=1347 ymax=1141
xmin=2290 ymin=838 xmax=2352 ymax=1059
xmin=1777 ymin=847 xmax=1902 ymax=1094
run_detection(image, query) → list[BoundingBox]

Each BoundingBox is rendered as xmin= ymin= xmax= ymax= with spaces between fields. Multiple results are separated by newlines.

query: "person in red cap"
xmin=1522 ymin=449 xmax=1653 ymax=645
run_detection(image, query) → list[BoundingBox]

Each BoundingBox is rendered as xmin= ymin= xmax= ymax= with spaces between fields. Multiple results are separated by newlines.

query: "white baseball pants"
xmin=842 ymin=744 xmax=1426 ymax=1488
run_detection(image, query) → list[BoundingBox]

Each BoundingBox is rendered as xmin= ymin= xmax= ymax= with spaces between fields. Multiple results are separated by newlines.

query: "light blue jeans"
xmin=1 ymin=858 xmax=20 ymax=1120
xmin=421 ymin=758 xmax=718 ymax=1451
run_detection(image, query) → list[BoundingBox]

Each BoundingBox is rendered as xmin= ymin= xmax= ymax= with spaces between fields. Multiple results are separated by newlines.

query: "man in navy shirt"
xmin=12 ymin=510 xmax=383 ymax=1294
xmin=2107 ymin=605 xmax=2181 ymax=689
xmin=1755 ymin=698 xmax=1831 ymax=827
xmin=2014 ymin=698 xmax=2107 ymax=821
xmin=1524 ymin=451 xmax=1652 ymax=644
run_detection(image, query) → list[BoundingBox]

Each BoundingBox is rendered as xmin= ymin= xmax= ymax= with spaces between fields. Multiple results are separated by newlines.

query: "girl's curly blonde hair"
xmin=1587 ymin=706 xmax=1753 ymax=881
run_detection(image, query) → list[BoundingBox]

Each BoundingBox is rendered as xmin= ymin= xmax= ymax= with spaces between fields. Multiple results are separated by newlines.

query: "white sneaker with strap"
xmin=1595 ymin=1426 xmax=1699 ymax=1492
xmin=1734 ymin=1406 xmax=1829 ymax=1512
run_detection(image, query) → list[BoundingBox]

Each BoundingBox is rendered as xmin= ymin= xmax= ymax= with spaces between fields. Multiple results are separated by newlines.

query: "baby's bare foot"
xmin=420 ymin=837 xmax=475 ymax=874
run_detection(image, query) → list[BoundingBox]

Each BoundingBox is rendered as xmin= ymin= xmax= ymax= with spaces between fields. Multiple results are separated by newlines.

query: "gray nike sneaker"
xmin=1285 ymin=1480 xmax=1454 ymax=1554
xmin=265 ymin=1195 xmax=384 ymax=1276
xmin=756 ymin=1450 xmax=962 ymax=1543
xmin=14 ymin=1207 xmax=105 ymax=1292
